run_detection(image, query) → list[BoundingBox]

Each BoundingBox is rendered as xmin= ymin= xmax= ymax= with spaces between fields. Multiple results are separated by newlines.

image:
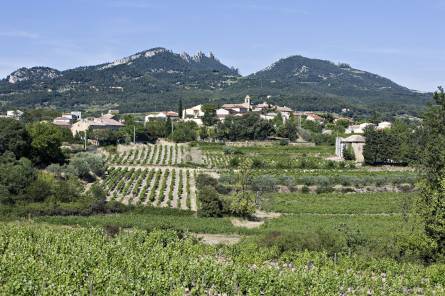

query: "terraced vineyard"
xmin=107 ymin=143 xmax=188 ymax=166
xmin=103 ymin=167 xmax=197 ymax=211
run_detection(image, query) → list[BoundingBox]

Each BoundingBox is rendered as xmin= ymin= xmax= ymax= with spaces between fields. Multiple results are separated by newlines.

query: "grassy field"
xmin=33 ymin=211 xmax=255 ymax=235
xmin=262 ymin=192 xmax=417 ymax=214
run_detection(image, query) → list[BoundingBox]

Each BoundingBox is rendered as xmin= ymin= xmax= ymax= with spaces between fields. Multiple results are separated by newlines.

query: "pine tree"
xmin=178 ymin=99 xmax=183 ymax=119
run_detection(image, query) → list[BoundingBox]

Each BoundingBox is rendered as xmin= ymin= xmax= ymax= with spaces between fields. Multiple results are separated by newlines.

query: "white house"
xmin=183 ymin=104 xmax=204 ymax=119
xmin=5 ymin=110 xmax=24 ymax=119
xmin=305 ymin=112 xmax=324 ymax=122
xmin=71 ymin=116 xmax=124 ymax=136
xmin=377 ymin=121 xmax=392 ymax=130
xmin=145 ymin=111 xmax=179 ymax=123
xmin=53 ymin=116 xmax=73 ymax=128
xmin=216 ymin=108 xmax=231 ymax=121
xmin=345 ymin=123 xmax=375 ymax=134
xmin=145 ymin=112 xmax=167 ymax=122
xmin=222 ymin=95 xmax=252 ymax=113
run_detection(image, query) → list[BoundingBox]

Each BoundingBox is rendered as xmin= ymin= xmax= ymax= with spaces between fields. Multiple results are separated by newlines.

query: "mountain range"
xmin=0 ymin=47 xmax=432 ymax=116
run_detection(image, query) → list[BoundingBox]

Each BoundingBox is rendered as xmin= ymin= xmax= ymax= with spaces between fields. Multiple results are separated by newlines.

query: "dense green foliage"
xmin=417 ymin=87 xmax=445 ymax=259
xmin=216 ymin=113 xmax=274 ymax=141
xmin=363 ymin=121 xmax=419 ymax=165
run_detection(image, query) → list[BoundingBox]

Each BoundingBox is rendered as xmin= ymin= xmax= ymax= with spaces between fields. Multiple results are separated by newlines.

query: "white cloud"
xmin=0 ymin=31 xmax=39 ymax=39
xmin=108 ymin=0 xmax=157 ymax=9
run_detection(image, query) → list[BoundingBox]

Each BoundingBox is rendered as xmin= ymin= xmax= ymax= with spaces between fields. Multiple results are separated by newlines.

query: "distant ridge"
xmin=0 ymin=47 xmax=431 ymax=115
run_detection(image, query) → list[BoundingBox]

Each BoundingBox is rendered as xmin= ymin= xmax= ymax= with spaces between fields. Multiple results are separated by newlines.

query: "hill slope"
xmin=0 ymin=48 xmax=431 ymax=115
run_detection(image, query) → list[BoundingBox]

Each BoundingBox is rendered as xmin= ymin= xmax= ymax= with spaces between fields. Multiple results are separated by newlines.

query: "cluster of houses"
xmin=143 ymin=96 xmax=298 ymax=126
xmin=52 ymin=110 xmax=124 ymax=136
xmin=162 ymin=95 xmax=299 ymax=126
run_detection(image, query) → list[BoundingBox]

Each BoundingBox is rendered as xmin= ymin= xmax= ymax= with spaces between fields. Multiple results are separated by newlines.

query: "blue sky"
xmin=0 ymin=0 xmax=444 ymax=91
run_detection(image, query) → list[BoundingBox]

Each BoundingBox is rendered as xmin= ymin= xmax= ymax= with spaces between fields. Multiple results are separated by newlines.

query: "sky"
xmin=0 ymin=0 xmax=444 ymax=91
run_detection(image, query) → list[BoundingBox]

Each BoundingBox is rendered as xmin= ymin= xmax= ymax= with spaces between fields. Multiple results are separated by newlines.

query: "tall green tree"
xmin=202 ymin=104 xmax=218 ymax=126
xmin=178 ymin=98 xmax=183 ymax=119
xmin=418 ymin=87 xmax=445 ymax=256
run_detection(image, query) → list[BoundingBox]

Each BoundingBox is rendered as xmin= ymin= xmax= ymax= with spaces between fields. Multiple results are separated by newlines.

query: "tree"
xmin=417 ymin=87 xmax=445 ymax=257
xmin=25 ymin=172 xmax=54 ymax=202
xmin=363 ymin=127 xmax=399 ymax=165
xmin=26 ymin=122 xmax=65 ymax=166
xmin=283 ymin=114 xmax=298 ymax=141
xmin=164 ymin=117 xmax=173 ymax=136
xmin=169 ymin=122 xmax=197 ymax=142
xmin=0 ymin=118 xmax=31 ymax=159
xmin=198 ymin=185 xmax=224 ymax=217
xmin=202 ymin=104 xmax=218 ymax=126
xmin=146 ymin=120 xmax=167 ymax=138
xmin=178 ymin=98 xmax=183 ymax=119
xmin=0 ymin=153 xmax=36 ymax=204
xmin=229 ymin=159 xmax=256 ymax=217
xmin=68 ymin=153 xmax=107 ymax=180
xmin=343 ymin=144 xmax=355 ymax=161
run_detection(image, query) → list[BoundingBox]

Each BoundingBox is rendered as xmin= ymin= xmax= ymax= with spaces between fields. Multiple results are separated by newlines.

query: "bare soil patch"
xmin=194 ymin=233 xmax=242 ymax=245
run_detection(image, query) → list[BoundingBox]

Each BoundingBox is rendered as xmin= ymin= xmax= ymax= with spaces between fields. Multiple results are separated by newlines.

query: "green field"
xmin=262 ymin=192 xmax=416 ymax=214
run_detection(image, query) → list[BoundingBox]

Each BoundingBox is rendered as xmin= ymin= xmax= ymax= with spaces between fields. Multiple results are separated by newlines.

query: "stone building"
xmin=335 ymin=135 xmax=366 ymax=163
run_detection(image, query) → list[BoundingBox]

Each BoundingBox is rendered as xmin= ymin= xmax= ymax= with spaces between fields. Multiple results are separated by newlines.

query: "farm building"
xmin=335 ymin=135 xmax=366 ymax=163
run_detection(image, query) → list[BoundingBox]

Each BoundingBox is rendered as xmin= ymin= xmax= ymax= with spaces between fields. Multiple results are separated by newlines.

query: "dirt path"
xmin=190 ymin=147 xmax=203 ymax=164
xmin=231 ymin=210 xmax=282 ymax=229
xmin=189 ymin=170 xmax=198 ymax=211
xmin=194 ymin=233 xmax=242 ymax=246
xmin=172 ymin=169 xmax=180 ymax=208
xmin=231 ymin=218 xmax=264 ymax=229
xmin=180 ymin=169 xmax=188 ymax=210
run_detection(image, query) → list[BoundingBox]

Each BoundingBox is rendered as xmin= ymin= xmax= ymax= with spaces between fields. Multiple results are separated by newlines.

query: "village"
xmin=1 ymin=95 xmax=395 ymax=164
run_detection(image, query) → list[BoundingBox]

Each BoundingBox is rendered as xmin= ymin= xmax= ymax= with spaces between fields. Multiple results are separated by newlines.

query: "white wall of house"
xmin=183 ymin=104 xmax=204 ymax=119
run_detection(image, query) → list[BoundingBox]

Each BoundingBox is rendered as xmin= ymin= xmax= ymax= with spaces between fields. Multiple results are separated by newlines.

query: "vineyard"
xmin=107 ymin=143 xmax=189 ymax=166
xmin=103 ymin=167 xmax=197 ymax=211
xmin=1 ymin=223 xmax=444 ymax=295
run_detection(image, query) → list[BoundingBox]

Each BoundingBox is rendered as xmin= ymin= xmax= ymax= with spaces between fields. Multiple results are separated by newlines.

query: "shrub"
xmin=69 ymin=153 xmax=107 ymax=180
xmin=343 ymin=145 xmax=356 ymax=161
xmin=223 ymin=146 xmax=243 ymax=155
xmin=250 ymin=175 xmax=277 ymax=193
xmin=251 ymin=157 xmax=265 ymax=168
xmin=229 ymin=191 xmax=256 ymax=218
xmin=229 ymin=157 xmax=240 ymax=167
xmin=316 ymin=184 xmax=334 ymax=194
xmin=196 ymin=174 xmax=218 ymax=189
xmin=198 ymin=185 xmax=224 ymax=217
xmin=279 ymin=139 xmax=289 ymax=146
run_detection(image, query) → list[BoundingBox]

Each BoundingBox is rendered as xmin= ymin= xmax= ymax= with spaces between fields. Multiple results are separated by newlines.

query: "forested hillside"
xmin=0 ymin=47 xmax=431 ymax=115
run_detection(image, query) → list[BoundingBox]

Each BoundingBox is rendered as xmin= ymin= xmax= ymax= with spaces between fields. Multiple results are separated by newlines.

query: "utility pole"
xmin=133 ymin=125 xmax=136 ymax=144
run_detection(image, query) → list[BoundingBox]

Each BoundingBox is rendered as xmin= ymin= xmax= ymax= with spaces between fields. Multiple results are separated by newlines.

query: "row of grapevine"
xmin=103 ymin=167 xmax=197 ymax=211
xmin=4 ymin=224 xmax=444 ymax=295
xmin=108 ymin=144 xmax=187 ymax=166
xmin=203 ymin=152 xmax=230 ymax=168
